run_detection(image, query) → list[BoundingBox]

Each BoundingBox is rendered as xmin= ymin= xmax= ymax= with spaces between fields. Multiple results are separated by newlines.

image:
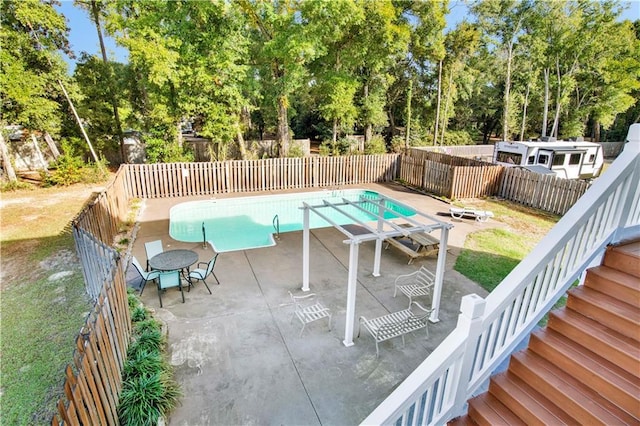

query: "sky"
xmin=56 ymin=0 xmax=640 ymax=74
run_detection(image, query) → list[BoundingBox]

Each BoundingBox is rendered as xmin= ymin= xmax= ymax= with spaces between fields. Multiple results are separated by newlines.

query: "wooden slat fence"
xmin=53 ymin=259 xmax=130 ymax=426
xmin=73 ymin=169 xmax=129 ymax=246
xmin=399 ymin=154 xmax=503 ymax=199
xmin=498 ymin=167 xmax=592 ymax=215
xmin=122 ymin=154 xmax=400 ymax=199
xmin=73 ymin=226 xmax=120 ymax=301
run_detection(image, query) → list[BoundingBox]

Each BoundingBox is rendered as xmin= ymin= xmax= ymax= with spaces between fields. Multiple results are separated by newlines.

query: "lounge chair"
xmin=449 ymin=207 xmax=494 ymax=222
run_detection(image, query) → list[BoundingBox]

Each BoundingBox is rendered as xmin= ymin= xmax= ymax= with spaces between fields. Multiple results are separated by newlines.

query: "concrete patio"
xmin=128 ymin=182 xmax=495 ymax=425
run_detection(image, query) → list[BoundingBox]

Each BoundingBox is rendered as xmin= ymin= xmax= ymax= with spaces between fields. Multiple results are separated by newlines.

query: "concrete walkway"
xmin=129 ymin=182 xmax=499 ymax=425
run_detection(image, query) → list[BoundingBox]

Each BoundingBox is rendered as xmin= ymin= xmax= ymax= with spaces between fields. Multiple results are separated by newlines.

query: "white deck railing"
xmin=362 ymin=124 xmax=640 ymax=426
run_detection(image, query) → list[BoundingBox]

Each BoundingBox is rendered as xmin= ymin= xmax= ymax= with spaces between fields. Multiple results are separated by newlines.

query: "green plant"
xmin=364 ymin=135 xmax=387 ymax=154
xmin=118 ymin=292 xmax=180 ymax=425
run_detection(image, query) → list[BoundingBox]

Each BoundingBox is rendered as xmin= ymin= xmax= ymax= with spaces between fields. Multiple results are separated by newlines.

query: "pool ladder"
xmin=273 ymin=214 xmax=280 ymax=240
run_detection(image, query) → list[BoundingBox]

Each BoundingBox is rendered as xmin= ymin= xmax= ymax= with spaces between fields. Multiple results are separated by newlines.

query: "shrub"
xmin=118 ymin=294 xmax=181 ymax=425
xmin=43 ymin=139 xmax=110 ymax=186
xmin=364 ymin=135 xmax=387 ymax=154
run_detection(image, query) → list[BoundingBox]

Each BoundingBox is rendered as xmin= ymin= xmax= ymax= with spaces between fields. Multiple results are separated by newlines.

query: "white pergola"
xmin=300 ymin=194 xmax=453 ymax=347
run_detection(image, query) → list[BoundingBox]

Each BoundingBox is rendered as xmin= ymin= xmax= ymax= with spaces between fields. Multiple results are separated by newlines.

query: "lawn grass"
xmin=453 ymin=198 xmax=559 ymax=293
xmin=0 ymin=184 xmax=98 ymax=424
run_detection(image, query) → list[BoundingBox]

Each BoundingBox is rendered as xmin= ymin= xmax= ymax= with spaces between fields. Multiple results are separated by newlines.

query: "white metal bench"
xmin=449 ymin=207 xmax=494 ymax=222
xmin=358 ymin=302 xmax=432 ymax=357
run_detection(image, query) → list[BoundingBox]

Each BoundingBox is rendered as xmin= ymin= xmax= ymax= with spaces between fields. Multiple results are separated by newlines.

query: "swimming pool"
xmin=169 ymin=189 xmax=415 ymax=252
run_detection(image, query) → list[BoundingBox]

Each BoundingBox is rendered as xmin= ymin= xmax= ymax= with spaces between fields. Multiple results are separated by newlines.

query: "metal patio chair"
xmin=130 ymin=256 xmax=160 ymax=295
xmin=289 ymin=291 xmax=332 ymax=336
xmin=157 ymin=270 xmax=184 ymax=308
xmin=187 ymin=253 xmax=219 ymax=294
xmin=144 ymin=239 xmax=164 ymax=270
xmin=393 ymin=265 xmax=435 ymax=307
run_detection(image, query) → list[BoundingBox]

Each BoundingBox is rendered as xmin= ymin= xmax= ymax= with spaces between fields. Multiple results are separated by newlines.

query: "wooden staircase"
xmin=450 ymin=240 xmax=640 ymax=425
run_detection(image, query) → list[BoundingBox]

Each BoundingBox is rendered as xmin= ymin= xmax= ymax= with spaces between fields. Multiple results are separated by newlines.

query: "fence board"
xmin=498 ymin=168 xmax=591 ymax=215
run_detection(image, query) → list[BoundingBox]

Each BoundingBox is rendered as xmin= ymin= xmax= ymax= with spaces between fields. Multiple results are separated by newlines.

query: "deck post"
xmin=302 ymin=206 xmax=310 ymax=291
xmin=343 ymin=241 xmax=360 ymax=347
xmin=430 ymin=225 xmax=450 ymax=322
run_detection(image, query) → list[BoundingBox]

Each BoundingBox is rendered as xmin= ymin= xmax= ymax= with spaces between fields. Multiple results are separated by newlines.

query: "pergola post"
xmin=302 ymin=206 xmax=310 ymax=291
xmin=372 ymin=210 xmax=385 ymax=277
xmin=343 ymin=241 xmax=360 ymax=347
xmin=430 ymin=226 xmax=450 ymax=322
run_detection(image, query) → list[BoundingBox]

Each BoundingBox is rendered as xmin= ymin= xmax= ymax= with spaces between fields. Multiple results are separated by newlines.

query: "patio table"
xmin=149 ymin=249 xmax=198 ymax=288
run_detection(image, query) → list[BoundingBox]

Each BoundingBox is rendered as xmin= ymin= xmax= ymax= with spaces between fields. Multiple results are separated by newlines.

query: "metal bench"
xmin=393 ymin=265 xmax=435 ymax=307
xmin=358 ymin=302 xmax=432 ymax=357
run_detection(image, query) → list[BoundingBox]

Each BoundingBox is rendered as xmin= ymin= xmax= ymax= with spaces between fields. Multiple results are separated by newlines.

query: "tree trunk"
xmin=364 ymin=83 xmax=372 ymax=143
xmin=332 ymin=118 xmax=338 ymax=143
xmin=236 ymin=121 xmax=248 ymax=160
xmin=90 ymin=0 xmax=125 ymax=164
xmin=520 ymin=83 xmax=530 ymax=141
xmin=277 ymin=95 xmax=290 ymax=157
xmin=550 ymin=60 xmax=562 ymax=138
xmin=502 ymin=43 xmax=514 ymax=142
xmin=593 ymin=121 xmax=601 ymax=142
xmin=0 ymin=132 xmax=17 ymax=182
xmin=433 ymin=60 xmax=443 ymax=146
xmin=440 ymin=67 xmax=454 ymax=145
xmin=405 ymin=79 xmax=412 ymax=149
xmin=542 ymin=68 xmax=549 ymax=137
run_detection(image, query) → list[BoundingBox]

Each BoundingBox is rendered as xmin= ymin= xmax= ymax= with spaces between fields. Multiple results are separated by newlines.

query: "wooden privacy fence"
xmin=122 ymin=154 xmax=400 ymax=199
xmin=498 ymin=167 xmax=592 ymax=215
xmin=53 ymin=259 xmax=130 ymax=426
xmin=73 ymin=169 xmax=129 ymax=246
xmin=399 ymin=153 xmax=503 ymax=199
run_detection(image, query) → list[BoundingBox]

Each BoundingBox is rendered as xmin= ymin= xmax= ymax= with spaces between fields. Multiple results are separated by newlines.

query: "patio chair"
xmin=157 ymin=270 xmax=184 ymax=308
xmin=130 ymin=256 xmax=160 ymax=296
xmin=288 ymin=291 xmax=332 ymax=337
xmin=187 ymin=253 xmax=219 ymax=294
xmin=393 ymin=265 xmax=435 ymax=307
xmin=145 ymin=240 xmax=164 ymax=270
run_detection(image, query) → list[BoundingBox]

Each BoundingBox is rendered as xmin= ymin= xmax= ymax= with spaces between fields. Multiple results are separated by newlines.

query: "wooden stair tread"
xmin=548 ymin=309 xmax=640 ymax=374
xmin=509 ymin=351 xmax=638 ymax=425
xmin=489 ymin=371 xmax=574 ymax=424
xmin=567 ymin=286 xmax=640 ymax=327
xmin=467 ymin=393 xmax=526 ymax=426
xmin=529 ymin=329 xmax=640 ymax=417
xmin=604 ymin=243 xmax=640 ymax=278
xmin=586 ymin=265 xmax=640 ymax=302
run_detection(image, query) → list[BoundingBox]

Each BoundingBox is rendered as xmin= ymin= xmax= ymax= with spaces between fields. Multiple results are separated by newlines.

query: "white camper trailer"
xmin=493 ymin=139 xmax=604 ymax=179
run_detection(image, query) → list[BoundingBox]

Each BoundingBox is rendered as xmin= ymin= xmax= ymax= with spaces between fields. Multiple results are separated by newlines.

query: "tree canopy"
xmin=3 ymin=0 xmax=639 ymax=165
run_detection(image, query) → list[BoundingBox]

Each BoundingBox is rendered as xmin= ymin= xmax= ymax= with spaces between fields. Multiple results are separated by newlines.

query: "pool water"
xmin=169 ymin=189 xmax=415 ymax=252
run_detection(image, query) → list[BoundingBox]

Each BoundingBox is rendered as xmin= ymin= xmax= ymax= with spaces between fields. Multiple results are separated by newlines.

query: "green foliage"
xmin=389 ymin=135 xmax=406 ymax=153
xmin=118 ymin=293 xmax=180 ymax=425
xmin=319 ymin=138 xmax=354 ymax=156
xmin=144 ymin=135 xmax=193 ymax=163
xmin=364 ymin=134 xmax=387 ymax=154
xmin=43 ymin=139 xmax=109 ymax=186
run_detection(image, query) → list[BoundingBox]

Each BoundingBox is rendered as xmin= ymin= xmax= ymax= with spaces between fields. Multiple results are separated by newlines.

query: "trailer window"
xmin=588 ymin=154 xmax=595 ymax=162
xmin=527 ymin=155 xmax=535 ymax=164
xmin=569 ymin=153 xmax=582 ymax=165
xmin=496 ymin=151 xmax=522 ymax=164
xmin=552 ymin=154 xmax=565 ymax=166
xmin=538 ymin=154 xmax=549 ymax=165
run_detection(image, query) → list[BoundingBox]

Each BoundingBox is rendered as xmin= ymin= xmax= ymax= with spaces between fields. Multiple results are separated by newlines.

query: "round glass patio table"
xmin=149 ymin=249 xmax=198 ymax=272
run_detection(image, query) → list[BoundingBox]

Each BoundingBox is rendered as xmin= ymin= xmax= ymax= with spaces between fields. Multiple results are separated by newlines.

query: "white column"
xmin=343 ymin=241 xmax=360 ymax=347
xmin=372 ymin=201 xmax=384 ymax=277
xmin=302 ymin=207 xmax=310 ymax=291
xmin=430 ymin=226 xmax=449 ymax=322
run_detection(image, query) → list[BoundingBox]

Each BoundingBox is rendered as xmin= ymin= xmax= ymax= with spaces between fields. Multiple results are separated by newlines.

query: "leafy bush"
xmin=364 ymin=135 xmax=387 ymax=154
xmin=43 ymin=139 xmax=109 ymax=186
xmin=389 ymin=135 xmax=406 ymax=153
xmin=118 ymin=293 xmax=180 ymax=425
xmin=144 ymin=136 xmax=193 ymax=163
